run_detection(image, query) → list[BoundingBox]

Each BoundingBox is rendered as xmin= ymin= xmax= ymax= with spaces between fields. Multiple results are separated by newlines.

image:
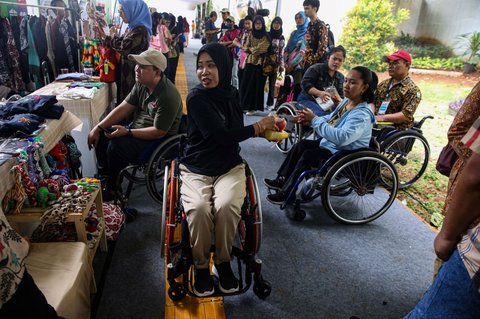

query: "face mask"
xmin=225 ymin=22 xmax=233 ymax=29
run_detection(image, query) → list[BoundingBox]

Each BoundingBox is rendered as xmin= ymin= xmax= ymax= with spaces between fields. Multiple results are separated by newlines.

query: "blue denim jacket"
xmin=311 ymin=98 xmax=375 ymax=154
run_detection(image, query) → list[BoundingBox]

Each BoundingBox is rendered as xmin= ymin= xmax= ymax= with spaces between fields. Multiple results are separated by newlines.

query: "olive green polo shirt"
xmin=125 ymin=75 xmax=183 ymax=135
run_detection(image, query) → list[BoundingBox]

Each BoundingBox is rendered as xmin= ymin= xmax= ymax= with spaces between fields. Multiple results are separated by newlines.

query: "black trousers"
xmin=95 ymin=133 xmax=166 ymax=190
xmin=0 ymin=271 xmax=61 ymax=319
xmin=277 ymin=139 xmax=332 ymax=193
xmin=266 ymin=71 xmax=277 ymax=106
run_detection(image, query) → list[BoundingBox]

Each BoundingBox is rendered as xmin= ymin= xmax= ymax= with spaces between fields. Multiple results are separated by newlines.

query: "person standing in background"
xmin=239 ymin=15 xmax=270 ymax=115
xmin=110 ymin=0 xmax=151 ymax=104
xmin=219 ymin=16 xmax=241 ymax=89
xmin=284 ymin=11 xmax=308 ymax=101
xmin=205 ymin=11 xmax=220 ymax=44
xmin=233 ymin=15 xmax=253 ymax=89
xmin=303 ymin=0 xmax=328 ymax=72
xmin=219 ymin=8 xmax=230 ymax=37
xmin=266 ymin=16 xmax=285 ymax=109
xmin=183 ymin=17 xmax=190 ymax=47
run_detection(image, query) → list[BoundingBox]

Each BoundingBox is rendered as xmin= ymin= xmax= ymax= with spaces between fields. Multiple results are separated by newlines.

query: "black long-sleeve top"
xmin=182 ymin=88 xmax=255 ymax=176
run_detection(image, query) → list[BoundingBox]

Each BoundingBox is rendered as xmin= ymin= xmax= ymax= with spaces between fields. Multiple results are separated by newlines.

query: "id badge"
xmin=378 ymin=100 xmax=390 ymax=115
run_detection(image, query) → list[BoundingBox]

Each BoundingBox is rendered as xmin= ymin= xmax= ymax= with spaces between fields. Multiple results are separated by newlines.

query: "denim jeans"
xmin=404 ymin=250 xmax=480 ymax=319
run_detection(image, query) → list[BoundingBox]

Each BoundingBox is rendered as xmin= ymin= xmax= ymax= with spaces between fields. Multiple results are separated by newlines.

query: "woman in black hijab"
xmin=239 ymin=15 xmax=271 ymax=115
xmin=266 ymin=16 xmax=285 ymax=108
xmin=180 ymin=43 xmax=276 ymax=297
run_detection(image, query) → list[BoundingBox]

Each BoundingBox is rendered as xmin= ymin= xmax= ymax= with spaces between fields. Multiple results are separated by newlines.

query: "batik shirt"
xmin=304 ymin=18 xmax=328 ymax=70
xmin=0 ymin=208 xmax=29 ymax=308
xmin=458 ymin=116 xmax=480 ymax=290
xmin=373 ymin=76 xmax=422 ymax=130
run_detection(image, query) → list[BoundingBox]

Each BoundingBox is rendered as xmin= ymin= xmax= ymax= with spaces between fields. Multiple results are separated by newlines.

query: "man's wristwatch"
xmin=126 ymin=125 xmax=132 ymax=136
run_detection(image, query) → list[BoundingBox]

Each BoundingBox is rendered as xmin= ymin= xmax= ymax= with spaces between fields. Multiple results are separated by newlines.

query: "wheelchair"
xmin=275 ymin=147 xmax=399 ymax=224
xmin=114 ymin=116 xmax=187 ymax=207
xmin=376 ymin=115 xmax=433 ymax=189
xmin=161 ymin=159 xmax=272 ymax=301
xmin=274 ymin=101 xmax=433 ymax=189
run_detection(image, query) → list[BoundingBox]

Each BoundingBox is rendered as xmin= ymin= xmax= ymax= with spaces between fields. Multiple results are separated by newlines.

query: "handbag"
xmin=435 ymin=143 xmax=459 ymax=176
xmin=167 ymin=45 xmax=178 ymax=59
xmin=262 ymin=53 xmax=278 ymax=76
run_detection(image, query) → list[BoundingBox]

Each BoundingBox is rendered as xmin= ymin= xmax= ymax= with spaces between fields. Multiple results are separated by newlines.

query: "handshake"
xmin=254 ymin=116 xmax=288 ymax=142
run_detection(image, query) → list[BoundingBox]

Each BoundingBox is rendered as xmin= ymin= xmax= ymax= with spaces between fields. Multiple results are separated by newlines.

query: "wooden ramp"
xmin=165 ymin=53 xmax=226 ymax=319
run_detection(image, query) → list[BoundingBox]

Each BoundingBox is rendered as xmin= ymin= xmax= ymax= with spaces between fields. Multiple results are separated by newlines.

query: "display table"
xmin=8 ymin=186 xmax=108 ymax=260
xmin=0 ymin=111 xmax=82 ymax=201
xmin=31 ymin=81 xmax=115 ymax=176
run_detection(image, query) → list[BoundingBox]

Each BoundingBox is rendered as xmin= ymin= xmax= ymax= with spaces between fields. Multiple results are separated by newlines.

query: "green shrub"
xmin=393 ymin=32 xmax=453 ymax=59
xmin=339 ymin=0 xmax=409 ymax=71
xmin=412 ymin=57 xmax=464 ymax=70
xmin=394 ymin=33 xmax=454 ymax=59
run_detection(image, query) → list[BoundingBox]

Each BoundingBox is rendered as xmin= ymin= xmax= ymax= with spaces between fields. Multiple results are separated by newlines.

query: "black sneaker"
xmin=264 ymin=177 xmax=285 ymax=191
xmin=212 ymin=262 xmax=239 ymax=294
xmin=193 ymin=268 xmax=214 ymax=297
xmin=267 ymin=191 xmax=288 ymax=205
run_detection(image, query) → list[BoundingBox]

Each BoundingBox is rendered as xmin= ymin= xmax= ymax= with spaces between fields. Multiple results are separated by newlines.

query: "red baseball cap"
xmin=384 ymin=50 xmax=412 ymax=64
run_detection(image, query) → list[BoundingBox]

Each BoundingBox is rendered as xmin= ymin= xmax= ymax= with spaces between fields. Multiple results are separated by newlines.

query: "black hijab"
xmin=189 ymin=43 xmax=235 ymax=104
xmin=269 ymin=16 xmax=283 ymax=39
xmin=252 ymin=15 xmax=268 ymax=39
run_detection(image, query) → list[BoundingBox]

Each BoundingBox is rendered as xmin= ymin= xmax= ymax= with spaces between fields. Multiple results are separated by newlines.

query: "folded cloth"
xmin=69 ymin=81 xmax=105 ymax=89
xmin=0 ymin=113 xmax=45 ymax=137
xmin=0 ymin=95 xmax=64 ymax=119
xmin=55 ymin=73 xmax=90 ymax=81
xmin=60 ymin=87 xmax=97 ymax=99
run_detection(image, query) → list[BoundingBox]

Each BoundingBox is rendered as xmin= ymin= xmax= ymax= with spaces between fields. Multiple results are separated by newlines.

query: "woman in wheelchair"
xmin=181 ymin=43 xmax=277 ymax=297
xmin=296 ymin=45 xmax=347 ymax=116
xmin=265 ymin=66 xmax=378 ymax=204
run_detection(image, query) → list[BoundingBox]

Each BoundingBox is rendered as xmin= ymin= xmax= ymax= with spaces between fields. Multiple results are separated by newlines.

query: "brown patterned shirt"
xmin=374 ymin=76 xmax=422 ymax=130
xmin=304 ymin=18 xmax=328 ymax=71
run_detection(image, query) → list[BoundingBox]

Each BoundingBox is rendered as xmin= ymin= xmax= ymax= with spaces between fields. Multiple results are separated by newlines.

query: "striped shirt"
xmin=458 ymin=116 xmax=480 ymax=289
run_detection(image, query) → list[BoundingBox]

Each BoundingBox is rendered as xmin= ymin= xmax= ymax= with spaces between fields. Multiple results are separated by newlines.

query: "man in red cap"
xmin=373 ymin=50 xmax=422 ymax=130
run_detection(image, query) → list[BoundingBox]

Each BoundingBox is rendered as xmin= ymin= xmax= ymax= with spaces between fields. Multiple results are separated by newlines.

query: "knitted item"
xmin=2 ymin=167 xmax=27 ymax=214
xmin=16 ymin=162 xmax=37 ymax=207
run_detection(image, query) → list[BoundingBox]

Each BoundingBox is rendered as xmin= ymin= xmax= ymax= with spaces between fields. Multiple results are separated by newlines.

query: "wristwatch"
xmin=126 ymin=125 xmax=132 ymax=136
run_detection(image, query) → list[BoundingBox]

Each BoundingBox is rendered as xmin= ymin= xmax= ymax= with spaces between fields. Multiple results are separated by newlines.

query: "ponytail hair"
xmin=352 ymin=66 xmax=378 ymax=103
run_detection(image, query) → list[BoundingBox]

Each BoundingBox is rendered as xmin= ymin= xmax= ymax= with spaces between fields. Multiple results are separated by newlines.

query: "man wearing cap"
xmin=220 ymin=8 xmax=230 ymax=37
xmin=219 ymin=16 xmax=241 ymax=88
xmin=373 ymin=50 xmax=422 ymax=131
xmin=87 ymin=49 xmax=183 ymax=199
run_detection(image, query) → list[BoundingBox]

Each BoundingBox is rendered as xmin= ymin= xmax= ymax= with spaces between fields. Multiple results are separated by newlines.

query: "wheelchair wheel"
xmin=321 ymin=151 xmax=398 ymax=225
xmin=238 ymin=165 xmax=263 ymax=255
xmin=146 ymin=134 xmax=185 ymax=204
xmin=160 ymin=164 xmax=170 ymax=258
xmin=380 ymin=131 xmax=430 ymax=189
xmin=275 ymin=103 xmax=300 ymax=154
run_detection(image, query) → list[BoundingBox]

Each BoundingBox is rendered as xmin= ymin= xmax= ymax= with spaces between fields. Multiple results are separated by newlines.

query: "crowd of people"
xmin=3 ymin=0 xmax=480 ymax=317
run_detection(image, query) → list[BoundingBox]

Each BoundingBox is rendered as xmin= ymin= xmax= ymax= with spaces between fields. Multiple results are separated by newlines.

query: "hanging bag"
xmin=262 ymin=53 xmax=278 ymax=76
xmin=168 ymin=45 xmax=178 ymax=59
xmin=435 ymin=143 xmax=459 ymax=176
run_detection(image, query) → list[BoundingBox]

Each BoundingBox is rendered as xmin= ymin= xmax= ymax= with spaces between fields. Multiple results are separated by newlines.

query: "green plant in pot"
xmin=456 ymin=31 xmax=480 ymax=73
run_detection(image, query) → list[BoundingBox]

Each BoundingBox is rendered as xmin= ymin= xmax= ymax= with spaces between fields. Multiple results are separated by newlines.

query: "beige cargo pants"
xmin=180 ymin=163 xmax=246 ymax=269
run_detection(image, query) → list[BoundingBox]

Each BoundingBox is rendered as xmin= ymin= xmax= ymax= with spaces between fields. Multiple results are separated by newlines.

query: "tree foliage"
xmin=339 ymin=0 xmax=409 ymax=71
